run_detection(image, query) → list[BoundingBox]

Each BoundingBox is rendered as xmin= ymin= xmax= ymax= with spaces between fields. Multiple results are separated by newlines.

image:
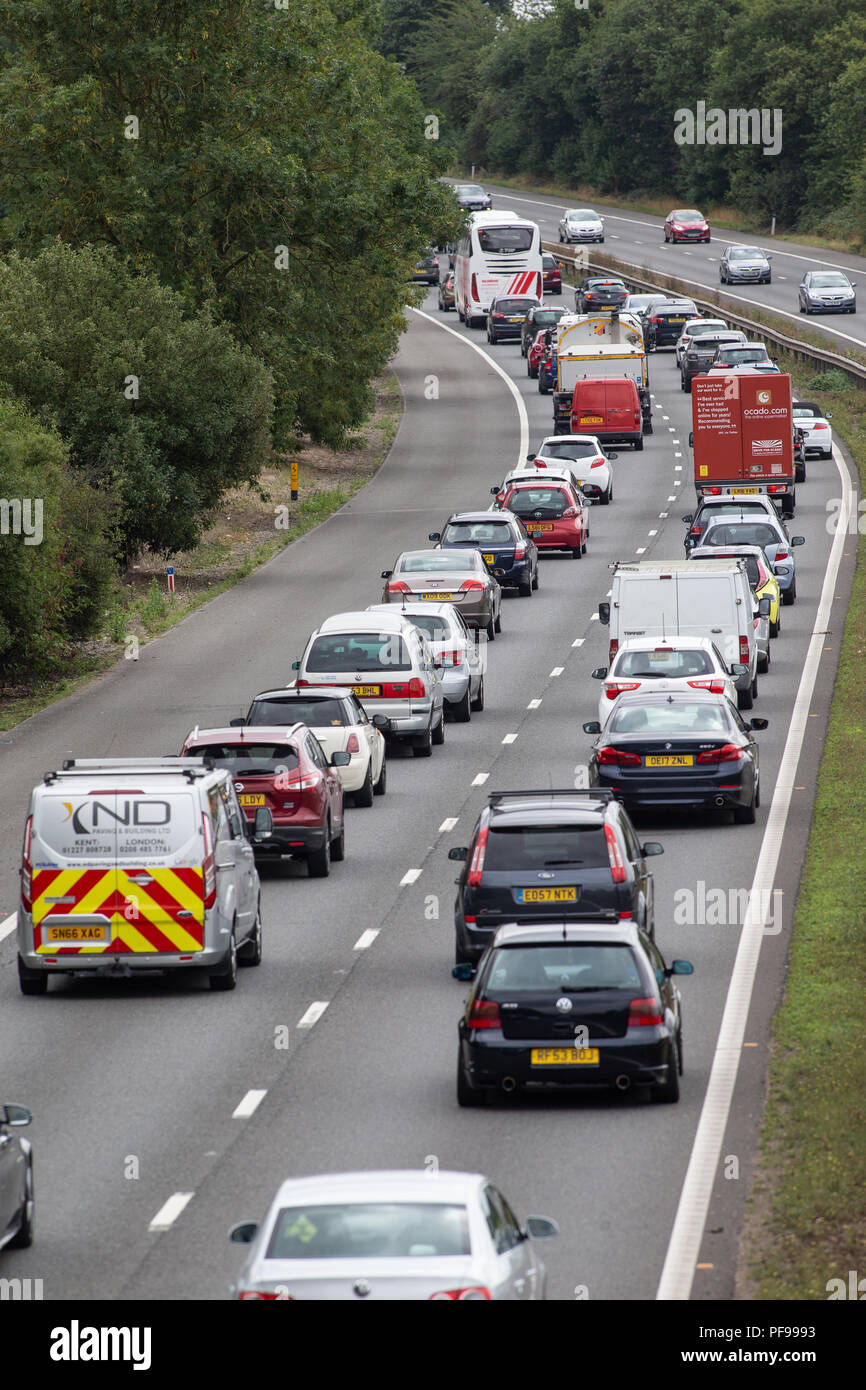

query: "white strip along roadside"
xmin=656 ymin=441 xmax=854 ymax=1300
xmin=408 ymin=306 xmax=529 ymax=469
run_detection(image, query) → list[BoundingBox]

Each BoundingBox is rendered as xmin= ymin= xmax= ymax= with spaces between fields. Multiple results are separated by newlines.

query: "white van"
xmin=598 ymin=560 xmax=763 ymax=709
xmin=17 ymin=758 xmax=271 ymax=995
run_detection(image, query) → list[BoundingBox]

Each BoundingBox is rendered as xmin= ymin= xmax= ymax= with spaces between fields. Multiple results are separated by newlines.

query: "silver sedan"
xmin=229 ymin=1169 xmax=558 ymax=1300
xmin=381 ymin=549 xmax=502 ymax=641
xmin=0 ymin=1103 xmax=33 ymax=1251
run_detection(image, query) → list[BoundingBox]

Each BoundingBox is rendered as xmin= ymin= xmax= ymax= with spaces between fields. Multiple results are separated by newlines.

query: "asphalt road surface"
xmin=0 ymin=275 xmax=854 ymax=1302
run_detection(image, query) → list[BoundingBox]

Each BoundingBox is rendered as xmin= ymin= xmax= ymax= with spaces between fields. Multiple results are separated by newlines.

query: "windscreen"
xmin=442 ymin=520 xmax=514 ymax=545
xmin=615 ymin=648 xmax=713 ymax=677
xmin=266 ymin=1203 xmax=471 ymax=1259
xmin=610 ymin=702 xmax=731 ymax=733
xmin=193 ymin=743 xmax=299 ymax=775
xmin=691 ymin=554 xmax=761 ymax=587
xmin=487 ymin=944 xmax=643 ymax=993
xmin=247 ymin=699 xmax=349 ymax=728
xmin=730 ymin=247 xmax=763 ymax=259
xmin=477 ymin=227 xmax=534 ymax=253
xmin=540 ymin=442 xmax=596 ymax=460
xmin=532 ymin=310 xmax=565 ymax=326
xmin=810 ymin=272 xmax=849 ymax=288
xmin=485 ymin=824 xmax=609 ymax=871
xmin=494 ymin=298 xmax=536 ymax=314
xmin=398 ymin=551 xmax=476 ymax=573
xmin=506 ymin=488 xmax=570 ymax=518
xmin=306 ymin=634 xmax=412 ymax=671
xmin=703 ymin=523 xmax=778 ymax=547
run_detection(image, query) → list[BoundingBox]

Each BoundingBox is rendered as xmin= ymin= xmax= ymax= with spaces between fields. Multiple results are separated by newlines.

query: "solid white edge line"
xmin=297 ymin=1001 xmax=329 ymax=1029
xmin=0 ymin=911 xmax=16 ymax=943
xmin=232 ymin=1089 xmax=267 ymax=1120
xmin=148 ymin=1191 xmax=194 ymax=1232
xmin=409 ymin=307 xmax=529 ymax=468
xmin=400 ymin=868 xmax=422 ymax=886
xmin=656 ymin=440 xmax=854 ymax=1301
xmin=354 ymin=928 xmax=380 ymax=950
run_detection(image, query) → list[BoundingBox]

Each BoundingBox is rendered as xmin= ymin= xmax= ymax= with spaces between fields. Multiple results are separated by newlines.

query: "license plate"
xmin=508 ymin=317 xmax=522 ymax=323
xmin=526 ymin=523 xmax=554 ymax=533
xmin=732 ymin=487 xmax=759 ymax=494
xmin=482 ymin=553 xmax=495 ymax=564
xmin=645 ymin=754 xmax=694 ymax=767
xmin=420 ymin=591 xmax=452 ymax=600
xmin=581 ymin=416 xmax=604 ymax=424
xmin=531 ymin=1048 xmax=599 ymax=1066
xmin=238 ymin=794 xmax=265 ymax=807
xmin=515 ymin=886 xmax=577 ymax=903
xmin=352 ymin=684 xmax=382 ymax=696
xmin=668 ymin=317 xmax=685 ymax=323
xmin=44 ymin=924 xmax=108 ymax=943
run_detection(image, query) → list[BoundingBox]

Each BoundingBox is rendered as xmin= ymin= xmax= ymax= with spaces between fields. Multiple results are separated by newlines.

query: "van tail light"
xmin=21 ymin=815 xmax=33 ymax=913
xmin=346 ymin=733 xmax=360 ymax=753
xmin=430 ymin=1287 xmax=493 ymax=1300
xmin=598 ymin=747 xmax=642 ymax=768
xmin=387 ymin=581 xmax=410 ymax=593
xmin=739 ymin=636 xmax=750 ymax=663
xmin=767 ymin=484 xmax=787 ymax=494
xmin=608 ymin=638 xmax=619 ymax=663
xmin=467 ymin=998 xmax=500 ymax=1030
xmin=774 ymin=549 xmax=789 ymax=562
xmin=407 ymin=677 xmax=427 ymax=698
xmin=697 ymin=743 xmax=741 ymax=764
xmin=703 ymin=487 xmax=722 ymax=496
xmin=604 ymin=824 xmax=627 ymax=882
xmin=471 ymin=273 xmax=480 ymax=303
xmin=467 ymin=825 xmax=489 ymax=887
xmin=605 ymin=681 xmax=640 ymax=699
xmin=459 ymin=580 xmax=485 ymax=591
xmin=514 ymin=542 xmax=526 ymax=560
xmin=201 ymin=813 xmax=217 ymax=908
xmin=688 ymin=680 xmax=726 ymax=693
xmin=629 ymin=997 xmax=663 ymax=1026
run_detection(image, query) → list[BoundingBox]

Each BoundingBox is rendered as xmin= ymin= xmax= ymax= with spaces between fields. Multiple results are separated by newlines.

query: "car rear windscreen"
xmin=442 ymin=521 xmax=514 ymax=545
xmin=399 ymin=552 xmax=476 ymax=573
xmin=615 ymin=648 xmax=713 ymax=677
xmin=703 ymin=523 xmax=778 ymax=547
xmin=541 ymin=442 xmax=597 ymax=460
xmin=494 ymin=298 xmax=536 ymax=315
xmin=248 ymin=699 xmax=349 ymax=728
xmin=404 ymin=615 xmax=451 ymax=642
xmin=611 ymin=702 xmax=731 ymax=734
xmin=532 ymin=310 xmax=565 ymax=326
xmin=306 ymin=634 xmax=412 ymax=671
xmin=193 ymin=743 xmax=300 ymax=774
xmin=266 ymin=1203 xmax=471 ymax=1259
xmin=478 ymin=228 xmax=533 ymax=253
xmin=486 ymin=944 xmax=644 ymax=993
xmin=506 ymin=488 xmax=569 ymax=518
xmin=691 ymin=554 xmax=761 ymax=587
xmin=485 ymin=824 xmax=609 ymax=871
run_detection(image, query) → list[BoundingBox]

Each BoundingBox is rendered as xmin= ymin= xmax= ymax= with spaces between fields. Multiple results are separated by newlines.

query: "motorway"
xmin=482 ymin=179 xmax=866 ymax=358
xmin=0 ymin=271 xmax=857 ymax=1302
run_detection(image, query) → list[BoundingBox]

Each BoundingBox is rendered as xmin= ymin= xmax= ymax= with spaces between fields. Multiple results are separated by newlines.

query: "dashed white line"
xmin=400 ymin=868 xmax=422 ymax=886
xmin=572 ymin=638 xmax=585 ymax=648
xmin=590 ymin=613 xmax=599 ymax=622
xmin=0 ymin=911 xmax=16 ymax=944
xmin=471 ymin=772 xmax=489 ymax=786
xmin=659 ymin=512 xmax=668 ymax=519
xmin=149 ymin=1192 xmax=194 ymax=1232
xmin=354 ymin=928 xmax=380 ymax=950
xmin=675 ymin=464 xmax=683 ymax=471
xmin=648 ymin=529 xmax=658 ymax=536
xmin=549 ymin=666 xmax=564 ymax=678
xmin=502 ymin=733 xmax=518 ymax=744
xmin=668 ymin=495 xmax=677 ymax=502
xmin=438 ymin=817 xmax=458 ymax=833
xmin=675 ymin=451 xmax=683 ymax=458
xmin=635 ymin=547 xmax=647 ymax=554
xmin=297 ymin=1001 xmax=329 ymax=1029
xmin=668 ymin=427 xmax=676 ymax=432
xmin=527 ymin=698 xmax=542 ymax=709
xmin=232 ymin=1089 xmax=267 ymax=1120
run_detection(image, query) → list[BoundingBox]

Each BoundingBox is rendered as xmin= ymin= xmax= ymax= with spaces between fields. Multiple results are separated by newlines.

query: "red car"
xmin=542 ymin=253 xmax=562 ymax=295
xmin=527 ymin=329 xmax=550 ymax=379
xmin=499 ymin=481 xmax=589 ymax=557
xmin=179 ymin=724 xmax=349 ymax=877
xmin=664 ymin=209 xmax=710 ymax=243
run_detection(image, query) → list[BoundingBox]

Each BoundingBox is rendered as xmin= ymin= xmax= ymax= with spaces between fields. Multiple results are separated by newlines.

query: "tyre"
xmin=581 ymin=532 xmax=588 ymax=555
xmin=7 ymin=1163 xmax=34 ymax=1249
xmin=755 ymin=774 xmax=761 ymax=809
xmin=770 ymin=614 xmax=780 ymax=638
xmin=457 ymin=1060 xmax=487 ymax=1108
xmin=451 ymin=686 xmax=472 ymax=722
xmin=493 ymin=610 xmax=502 ymax=634
xmin=486 ymin=616 xmax=496 ymax=641
xmin=737 ymin=684 xmax=754 ymax=711
xmin=470 ymin=676 xmax=485 ymax=712
xmin=782 ymin=579 xmax=797 ymax=606
xmin=531 ymin=565 xmax=539 ymax=590
xmin=680 ymin=374 xmax=687 ymax=391
xmin=209 ymin=928 xmax=239 ymax=991
xmin=734 ymin=795 xmax=757 ymax=824
xmin=238 ymin=902 xmax=263 ymax=966
xmin=331 ymin=818 xmax=346 ymax=861
xmin=307 ymin=826 xmax=332 ymax=877
xmin=432 ymin=710 xmax=445 ymax=745
xmin=373 ymin=757 xmax=387 ymax=795
xmin=651 ymin=1039 xmax=680 ymax=1103
xmin=18 ymin=956 xmax=47 ymax=996
xmin=413 ymin=724 xmax=433 ymax=758
xmin=572 ymin=546 xmax=582 ymax=559
xmin=354 ymin=765 xmax=374 ymax=807
xmin=634 ymin=436 xmax=643 ymax=452
xmin=600 ymin=485 xmax=611 ymax=505
xmin=664 ymin=230 xmax=669 ymax=242
xmin=820 ymin=448 xmax=833 ymax=459
xmin=758 ymin=646 xmax=769 ymax=673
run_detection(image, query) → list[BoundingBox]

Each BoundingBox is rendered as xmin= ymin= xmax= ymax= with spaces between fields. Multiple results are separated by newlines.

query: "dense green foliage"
xmin=0 ymin=243 xmax=273 ymax=558
xmin=0 ymin=396 xmax=116 ymax=678
xmin=389 ymin=0 xmax=866 ymax=239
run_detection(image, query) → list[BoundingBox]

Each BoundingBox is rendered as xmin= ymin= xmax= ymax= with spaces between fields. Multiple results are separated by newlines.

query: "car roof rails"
xmin=55 ymin=757 xmax=215 ymax=782
xmin=488 ymin=788 xmax=614 ymax=805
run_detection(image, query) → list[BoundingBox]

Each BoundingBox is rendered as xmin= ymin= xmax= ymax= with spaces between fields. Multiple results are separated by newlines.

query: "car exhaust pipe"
xmin=714 ymin=795 xmax=726 ymax=807
xmin=501 ymin=1076 xmax=517 ymax=1093
xmin=615 ymin=1074 xmax=631 ymax=1091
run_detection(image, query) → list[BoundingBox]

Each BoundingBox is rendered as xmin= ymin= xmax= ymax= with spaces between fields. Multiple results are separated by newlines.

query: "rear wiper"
xmin=543 ymin=858 xmax=584 ymax=866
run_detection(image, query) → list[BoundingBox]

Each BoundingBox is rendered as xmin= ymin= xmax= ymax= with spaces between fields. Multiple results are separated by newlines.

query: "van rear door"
xmin=573 ymin=381 xmax=606 ymax=431
xmin=675 ymin=574 xmax=739 ymax=667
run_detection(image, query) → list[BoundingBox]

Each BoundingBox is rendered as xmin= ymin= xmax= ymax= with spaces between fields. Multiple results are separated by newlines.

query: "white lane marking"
xmin=572 ymin=638 xmax=584 ymax=647
xmin=502 ymin=733 xmax=518 ymax=744
xmin=675 ymin=464 xmax=683 ymax=471
xmin=635 ymin=547 xmax=646 ymax=554
xmin=662 ymin=415 xmax=670 ymax=420
xmin=297 ymin=1001 xmax=329 ymax=1029
xmin=675 ymin=451 xmax=683 ymax=458
xmin=668 ymin=427 xmax=676 ymax=432
xmin=657 ymin=438 xmax=854 ymax=1300
xmin=0 ymin=911 xmax=16 ymax=943
xmin=400 ymin=868 xmax=422 ymax=886
xmin=233 ymin=1089 xmax=267 ymax=1120
xmin=527 ymin=698 xmax=542 ymax=709
xmin=354 ymin=928 xmax=380 ymax=950
xmin=668 ymin=495 xmax=677 ymax=501
xmin=590 ymin=612 xmax=599 ymax=621
xmin=149 ymin=1192 xmax=194 ymax=1232
xmin=549 ymin=666 xmax=564 ymax=677
xmin=471 ymin=772 xmax=489 ymax=786
xmin=409 ymin=308 xmax=529 ymax=467
xmin=648 ymin=529 xmax=658 ymax=536
xmin=438 ymin=817 xmax=458 ymax=833
xmin=659 ymin=512 xmax=668 ymax=519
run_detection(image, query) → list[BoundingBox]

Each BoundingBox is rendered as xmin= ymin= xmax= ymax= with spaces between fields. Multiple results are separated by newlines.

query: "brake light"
xmin=471 ymin=273 xmax=480 ymax=303
xmin=346 ymin=733 xmax=360 ymax=753
xmin=598 ymin=747 xmax=641 ymax=767
xmin=467 ymin=824 xmax=488 ymax=887
xmin=430 ymin=1287 xmax=493 ymax=1300
xmin=21 ymin=815 xmax=33 ymax=913
xmin=467 ymin=998 xmax=500 ymax=1030
xmin=514 ymin=542 xmax=526 ymax=560
xmin=591 ymin=458 xmax=605 ymax=468
xmin=295 ymin=678 xmax=309 ymax=687
xmin=703 ymin=487 xmax=722 ymax=496
xmin=407 ymin=677 xmax=426 ymax=698
xmin=282 ymin=773 xmax=319 ymax=790
xmin=459 ymin=580 xmax=485 ymax=591
xmin=767 ymin=484 xmax=787 ymax=494
xmin=688 ymin=525 xmax=703 ymax=538
xmin=739 ymin=636 xmax=749 ymax=663
xmin=696 ymin=744 xmax=742 ymax=764
xmin=239 ymin=1292 xmax=294 ymax=1301
xmin=441 ymin=650 xmax=462 ymax=667
xmin=649 ymin=316 xmax=663 ymax=324
xmin=774 ymin=549 xmax=789 ymax=562
xmin=687 ymin=680 xmax=725 ymax=694
xmin=562 ymin=506 xmax=578 ymax=518
xmin=492 ymin=312 xmax=505 ymax=320
xmin=629 ymin=997 xmax=663 ymax=1026
xmin=202 ymin=813 xmax=217 ymax=908
xmin=387 ymin=580 xmax=410 ymax=593
xmin=605 ymin=824 xmax=627 ymax=883
xmin=536 ymin=273 xmax=542 ymax=297
xmin=605 ymin=681 xmax=640 ymax=699
xmin=813 ymin=423 xmax=828 ymax=430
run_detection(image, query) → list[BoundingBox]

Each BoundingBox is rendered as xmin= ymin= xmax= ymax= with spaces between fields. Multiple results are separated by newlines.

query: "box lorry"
xmin=553 ymin=311 xmax=652 ymax=437
xmin=690 ymin=371 xmax=795 ymax=517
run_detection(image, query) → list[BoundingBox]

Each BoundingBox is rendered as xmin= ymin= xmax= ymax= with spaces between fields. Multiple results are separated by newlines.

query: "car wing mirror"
xmin=229 ymin=717 xmax=246 ymax=727
xmin=372 ymin=713 xmax=391 ymax=730
xmin=1 ymin=1104 xmax=31 ymax=1126
xmin=668 ymin=960 xmax=694 ymax=977
xmin=525 ymin=1216 xmax=559 ymax=1239
xmin=451 ymin=963 xmax=476 ymax=981
xmin=598 ymin=602 xmax=610 ymax=625
xmin=428 ymin=532 xmax=441 ymax=542
xmin=252 ymin=807 xmax=274 ymax=840
xmin=583 ymin=721 xmax=601 ymax=735
xmin=330 ymin=750 xmax=351 ymax=766
xmin=591 ymin=667 xmax=608 ymax=680
xmin=291 ymin=660 xmax=300 ymax=671
xmin=791 ymin=536 xmax=805 ymax=546
xmin=750 ymin=717 xmax=769 ymax=730
xmin=229 ymin=1221 xmax=259 ymax=1245
xmin=448 ymin=846 xmax=468 ymax=861
xmin=641 ymin=842 xmax=664 ymax=857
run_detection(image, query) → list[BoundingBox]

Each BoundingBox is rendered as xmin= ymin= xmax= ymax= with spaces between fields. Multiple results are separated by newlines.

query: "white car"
xmin=229 ymin=1169 xmax=559 ymax=1300
xmin=366 ymin=601 xmax=484 ymax=722
xmin=234 ymin=686 xmax=388 ymax=804
xmin=591 ymin=636 xmax=744 ymax=725
xmin=675 ymin=318 xmax=728 ymax=365
xmin=529 ymin=434 xmax=617 ymax=505
xmin=558 ymin=208 xmax=604 ymax=243
xmin=792 ymin=400 xmax=834 ymax=458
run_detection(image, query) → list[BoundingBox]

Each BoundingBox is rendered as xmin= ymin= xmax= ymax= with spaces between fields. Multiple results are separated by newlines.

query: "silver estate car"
xmin=367 ymin=601 xmax=485 ymax=722
xmin=382 ymin=549 xmax=502 ymax=641
xmin=229 ymin=1170 xmax=558 ymax=1300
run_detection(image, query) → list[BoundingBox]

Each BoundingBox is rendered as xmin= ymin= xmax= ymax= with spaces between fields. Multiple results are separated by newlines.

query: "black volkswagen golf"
xmin=456 ymin=920 xmax=693 ymax=1105
xmin=448 ymin=789 xmax=663 ymax=964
